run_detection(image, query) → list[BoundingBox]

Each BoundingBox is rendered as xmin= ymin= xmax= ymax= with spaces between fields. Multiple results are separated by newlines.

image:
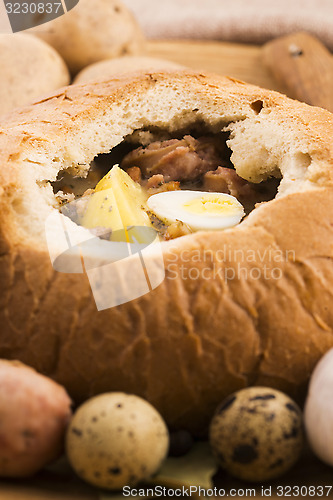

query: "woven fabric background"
xmin=122 ymin=0 xmax=333 ymax=49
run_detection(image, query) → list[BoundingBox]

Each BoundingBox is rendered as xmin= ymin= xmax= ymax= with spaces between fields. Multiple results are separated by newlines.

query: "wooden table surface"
xmin=2 ymin=40 xmax=333 ymax=500
xmin=147 ymin=40 xmax=290 ymax=94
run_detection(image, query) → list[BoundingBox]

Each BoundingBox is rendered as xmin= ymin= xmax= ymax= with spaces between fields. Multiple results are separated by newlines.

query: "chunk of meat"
xmin=203 ymin=166 xmax=280 ymax=210
xmin=127 ymin=166 xmax=142 ymax=183
xmin=146 ymin=174 xmax=164 ymax=189
xmin=203 ymin=166 xmax=254 ymax=199
xmin=147 ymin=180 xmax=181 ymax=196
xmin=145 ymin=174 xmax=180 ymax=194
xmin=121 ymin=135 xmax=227 ymax=182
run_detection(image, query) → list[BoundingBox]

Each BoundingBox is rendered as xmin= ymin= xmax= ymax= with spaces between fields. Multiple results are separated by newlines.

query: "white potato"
xmin=0 ymin=360 xmax=72 ymax=477
xmin=31 ymin=0 xmax=145 ymax=75
xmin=0 ymin=33 xmax=69 ymax=115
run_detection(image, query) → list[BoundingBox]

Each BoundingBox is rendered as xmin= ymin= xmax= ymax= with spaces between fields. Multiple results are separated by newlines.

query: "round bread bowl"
xmin=74 ymin=56 xmax=185 ymax=84
xmin=0 ymin=71 xmax=333 ymax=435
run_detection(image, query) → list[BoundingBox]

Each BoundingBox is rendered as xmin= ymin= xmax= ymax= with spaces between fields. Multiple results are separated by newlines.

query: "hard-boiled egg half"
xmin=147 ymin=191 xmax=245 ymax=232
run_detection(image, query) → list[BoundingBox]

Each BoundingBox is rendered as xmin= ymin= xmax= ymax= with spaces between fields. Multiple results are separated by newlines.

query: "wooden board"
xmin=2 ymin=39 xmax=333 ymax=500
xmin=147 ymin=40 xmax=291 ymax=94
xmin=2 ymin=446 xmax=333 ymax=500
xmin=147 ymin=38 xmax=333 ymax=107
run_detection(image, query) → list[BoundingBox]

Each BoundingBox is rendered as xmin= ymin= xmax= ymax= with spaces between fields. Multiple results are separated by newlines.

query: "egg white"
xmin=147 ymin=190 xmax=245 ymax=231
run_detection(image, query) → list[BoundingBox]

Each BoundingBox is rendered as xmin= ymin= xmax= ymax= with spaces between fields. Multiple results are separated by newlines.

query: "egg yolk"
xmin=183 ymin=195 xmax=240 ymax=216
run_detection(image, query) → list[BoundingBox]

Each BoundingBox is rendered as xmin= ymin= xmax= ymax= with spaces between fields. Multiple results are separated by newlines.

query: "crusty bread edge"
xmin=0 ymin=71 xmax=333 ymax=433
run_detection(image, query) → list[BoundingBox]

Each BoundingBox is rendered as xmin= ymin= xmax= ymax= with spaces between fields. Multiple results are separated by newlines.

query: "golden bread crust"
xmin=0 ymin=71 xmax=333 ymax=433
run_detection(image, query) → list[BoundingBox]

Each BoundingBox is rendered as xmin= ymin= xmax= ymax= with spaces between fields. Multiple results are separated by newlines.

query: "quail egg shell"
xmin=66 ymin=393 xmax=169 ymax=490
xmin=209 ymin=387 xmax=304 ymax=482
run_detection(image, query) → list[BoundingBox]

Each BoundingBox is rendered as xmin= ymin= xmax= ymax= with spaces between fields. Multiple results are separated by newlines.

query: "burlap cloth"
xmin=122 ymin=0 xmax=333 ymax=49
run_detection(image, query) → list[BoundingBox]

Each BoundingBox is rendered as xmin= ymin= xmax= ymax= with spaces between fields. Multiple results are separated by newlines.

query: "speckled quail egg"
xmin=66 ymin=393 xmax=169 ymax=490
xmin=209 ymin=387 xmax=304 ymax=482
